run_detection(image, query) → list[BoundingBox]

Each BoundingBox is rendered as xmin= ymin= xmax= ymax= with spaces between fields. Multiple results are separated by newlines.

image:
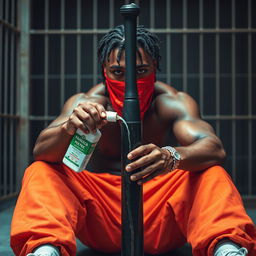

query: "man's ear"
xmin=102 ymin=64 xmax=106 ymax=73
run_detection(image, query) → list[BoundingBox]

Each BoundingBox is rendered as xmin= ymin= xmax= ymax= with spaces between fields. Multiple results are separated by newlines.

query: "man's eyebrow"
xmin=110 ymin=64 xmax=150 ymax=69
xmin=136 ymin=64 xmax=150 ymax=68
xmin=110 ymin=65 xmax=124 ymax=69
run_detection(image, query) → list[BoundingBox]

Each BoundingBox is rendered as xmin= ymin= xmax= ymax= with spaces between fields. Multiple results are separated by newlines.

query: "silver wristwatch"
xmin=162 ymin=146 xmax=181 ymax=171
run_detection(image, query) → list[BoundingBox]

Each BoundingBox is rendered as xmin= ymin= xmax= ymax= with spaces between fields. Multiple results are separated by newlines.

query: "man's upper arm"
xmin=172 ymin=92 xmax=217 ymax=146
xmin=48 ymin=86 xmax=108 ymax=129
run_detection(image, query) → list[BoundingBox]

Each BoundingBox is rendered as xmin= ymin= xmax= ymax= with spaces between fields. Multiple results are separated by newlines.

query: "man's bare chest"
xmin=97 ymin=116 xmax=170 ymax=158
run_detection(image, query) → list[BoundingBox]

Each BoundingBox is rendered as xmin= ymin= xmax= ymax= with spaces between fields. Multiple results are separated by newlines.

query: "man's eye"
xmin=137 ymin=69 xmax=147 ymax=75
xmin=113 ymin=70 xmax=123 ymax=76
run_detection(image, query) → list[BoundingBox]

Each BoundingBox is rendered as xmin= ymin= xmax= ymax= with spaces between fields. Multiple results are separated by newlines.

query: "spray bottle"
xmin=62 ymin=111 xmax=128 ymax=172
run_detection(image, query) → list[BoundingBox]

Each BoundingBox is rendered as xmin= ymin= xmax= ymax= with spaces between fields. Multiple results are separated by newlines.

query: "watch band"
xmin=162 ymin=146 xmax=181 ymax=171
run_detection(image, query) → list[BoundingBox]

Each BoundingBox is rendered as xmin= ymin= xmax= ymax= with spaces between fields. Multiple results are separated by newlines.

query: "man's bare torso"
xmin=86 ymin=81 xmax=178 ymax=173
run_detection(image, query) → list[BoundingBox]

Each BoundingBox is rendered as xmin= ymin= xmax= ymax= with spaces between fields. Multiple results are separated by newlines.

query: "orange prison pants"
xmin=10 ymin=161 xmax=256 ymax=256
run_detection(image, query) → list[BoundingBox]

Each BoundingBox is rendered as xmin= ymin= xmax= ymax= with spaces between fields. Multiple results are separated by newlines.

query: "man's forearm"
xmin=33 ymin=123 xmax=73 ymax=163
xmin=175 ymin=137 xmax=226 ymax=172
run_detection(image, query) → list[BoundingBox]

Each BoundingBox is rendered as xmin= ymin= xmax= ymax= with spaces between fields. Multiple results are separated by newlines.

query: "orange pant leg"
xmin=144 ymin=165 xmax=256 ymax=256
xmin=11 ymin=162 xmax=256 ymax=256
xmin=10 ymin=161 xmax=122 ymax=256
xmin=143 ymin=170 xmax=187 ymax=254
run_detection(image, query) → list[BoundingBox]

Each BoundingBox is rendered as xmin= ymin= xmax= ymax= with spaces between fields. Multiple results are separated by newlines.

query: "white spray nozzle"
xmin=105 ymin=111 xmax=131 ymax=150
xmin=106 ymin=111 xmax=118 ymax=122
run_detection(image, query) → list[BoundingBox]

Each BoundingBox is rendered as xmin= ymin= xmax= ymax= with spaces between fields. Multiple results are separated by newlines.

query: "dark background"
xmin=1 ymin=0 xmax=256 ymax=199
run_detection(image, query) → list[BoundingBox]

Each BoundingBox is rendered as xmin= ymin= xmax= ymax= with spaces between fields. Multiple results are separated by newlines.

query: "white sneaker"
xmin=26 ymin=244 xmax=60 ymax=256
xmin=216 ymin=247 xmax=248 ymax=256
xmin=214 ymin=240 xmax=248 ymax=256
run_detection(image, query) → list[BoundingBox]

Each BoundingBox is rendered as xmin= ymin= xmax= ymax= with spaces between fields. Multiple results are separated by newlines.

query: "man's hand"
xmin=125 ymin=144 xmax=174 ymax=185
xmin=62 ymin=102 xmax=108 ymax=135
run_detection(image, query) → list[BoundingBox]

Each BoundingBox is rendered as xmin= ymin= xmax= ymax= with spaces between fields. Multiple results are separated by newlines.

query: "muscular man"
xmin=11 ymin=25 xmax=256 ymax=256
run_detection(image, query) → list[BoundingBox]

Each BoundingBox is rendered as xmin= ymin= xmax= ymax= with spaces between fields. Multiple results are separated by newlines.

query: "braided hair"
xmin=98 ymin=25 xmax=161 ymax=77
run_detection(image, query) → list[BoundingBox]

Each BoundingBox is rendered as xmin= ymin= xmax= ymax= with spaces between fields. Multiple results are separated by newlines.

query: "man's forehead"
xmin=106 ymin=48 xmax=152 ymax=65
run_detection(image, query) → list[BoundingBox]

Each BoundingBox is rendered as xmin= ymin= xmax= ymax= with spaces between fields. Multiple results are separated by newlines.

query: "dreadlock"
xmin=97 ymin=25 xmax=161 ymax=77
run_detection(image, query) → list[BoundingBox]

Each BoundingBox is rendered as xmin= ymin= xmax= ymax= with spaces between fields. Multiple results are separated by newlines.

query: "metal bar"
xmin=0 ymin=113 xmax=20 ymax=118
xmin=44 ymin=0 xmax=49 ymax=127
xmin=3 ymin=118 xmax=8 ymax=195
xmin=29 ymin=28 xmax=256 ymax=35
xmin=166 ymin=0 xmax=171 ymax=85
xmin=0 ymin=0 xmax=2 ymax=19
xmin=11 ymin=0 xmax=15 ymax=26
xmin=76 ymin=0 xmax=81 ymax=93
xmin=156 ymin=73 xmax=254 ymax=79
xmin=182 ymin=0 xmax=187 ymax=92
xmin=0 ymin=192 xmax=19 ymax=201
xmin=5 ymin=0 xmax=9 ymax=25
xmin=10 ymin=3 xmax=15 ymax=192
xmin=202 ymin=115 xmax=256 ymax=120
xmin=150 ymin=0 xmax=154 ymax=28
xmin=3 ymin=7 xmax=9 ymax=196
xmin=0 ymin=17 xmax=20 ymax=33
xmin=17 ymin=0 xmax=30 ymax=188
xmin=10 ymin=119 xmax=14 ymax=193
xmin=0 ymin=10 xmax=3 ymax=116
xmin=15 ymin=0 xmax=21 ymax=194
xmin=215 ymin=0 xmax=220 ymax=136
xmin=60 ymin=0 xmax=65 ymax=107
xmin=92 ymin=0 xmax=97 ymax=85
xmin=199 ymin=0 xmax=203 ymax=114
xmin=0 ymin=117 xmax=2 ymax=196
xmin=242 ymin=195 xmax=256 ymax=200
xmin=147 ymin=28 xmax=256 ymax=33
xmin=28 ymin=73 xmax=256 ymax=79
xmin=231 ymin=0 xmax=236 ymax=182
xmin=4 ymin=0 xmax=9 ymax=115
xmin=31 ymin=74 xmax=102 ymax=79
xmin=247 ymin=0 xmax=252 ymax=195
xmin=109 ymin=0 xmax=114 ymax=28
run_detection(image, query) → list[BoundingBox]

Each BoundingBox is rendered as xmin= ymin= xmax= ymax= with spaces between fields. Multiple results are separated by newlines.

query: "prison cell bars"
xmin=248 ymin=0 xmax=252 ymax=196
xmin=14 ymin=0 xmax=256 ymax=203
xmin=136 ymin=0 xmax=255 ymax=200
xmin=0 ymin=0 xmax=21 ymax=200
xmin=231 ymin=0 xmax=237 ymax=192
xmin=1 ymin=0 xmax=255 ymax=201
xmin=18 ymin=0 xmax=30 ymax=193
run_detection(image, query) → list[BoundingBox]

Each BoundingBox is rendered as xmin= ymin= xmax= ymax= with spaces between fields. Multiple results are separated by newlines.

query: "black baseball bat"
xmin=120 ymin=3 xmax=143 ymax=256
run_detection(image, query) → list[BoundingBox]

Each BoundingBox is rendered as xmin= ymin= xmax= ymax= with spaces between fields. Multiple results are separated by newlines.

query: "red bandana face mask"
xmin=104 ymin=71 xmax=155 ymax=120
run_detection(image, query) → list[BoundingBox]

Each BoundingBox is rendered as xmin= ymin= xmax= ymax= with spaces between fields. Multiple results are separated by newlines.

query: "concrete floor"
xmin=1 ymin=198 xmax=255 ymax=256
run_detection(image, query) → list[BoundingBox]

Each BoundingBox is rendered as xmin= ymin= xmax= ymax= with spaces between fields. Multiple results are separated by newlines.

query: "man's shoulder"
xmin=154 ymin=81 xmax=199 ymax=120
xmin=154 ymin=80 xmax=194 ymax=105
xmin=67 ymin=83 xmax=106 ymax=102
xmin=61 ymin=83 xmax=108 ymax=113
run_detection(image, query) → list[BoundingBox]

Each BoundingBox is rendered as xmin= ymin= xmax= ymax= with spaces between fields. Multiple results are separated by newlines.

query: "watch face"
xmin=174 ymin=151 xmax=181 ymax=160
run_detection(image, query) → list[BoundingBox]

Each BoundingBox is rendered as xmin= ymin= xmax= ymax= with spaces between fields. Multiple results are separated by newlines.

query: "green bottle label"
xmin=70 ymin=133 xmax=96 ymax=154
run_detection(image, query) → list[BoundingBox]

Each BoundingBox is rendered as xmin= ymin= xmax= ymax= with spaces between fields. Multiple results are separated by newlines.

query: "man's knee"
xmin=25 ymin=161 xmax=64 ymax=176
